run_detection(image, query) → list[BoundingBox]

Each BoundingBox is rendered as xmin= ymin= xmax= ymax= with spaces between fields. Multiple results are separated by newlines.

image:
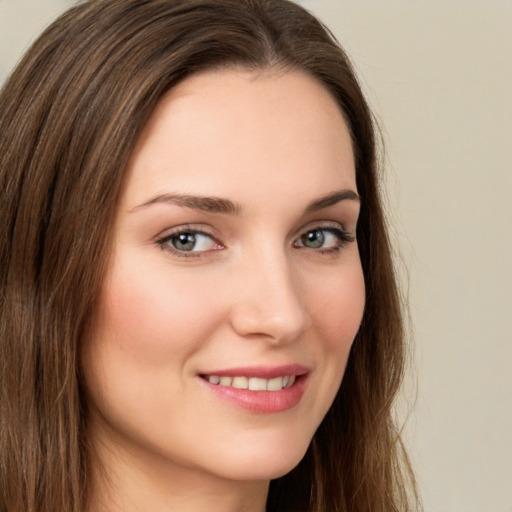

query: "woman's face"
xmin=82 ymin=69 xmax=365 ymax=488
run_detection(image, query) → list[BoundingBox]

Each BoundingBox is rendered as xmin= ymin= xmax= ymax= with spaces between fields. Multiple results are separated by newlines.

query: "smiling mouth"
xmin=199 ymin=367 xmax=309 ymax=413
xmin=200 ymin=375 xmax=296 ymax=391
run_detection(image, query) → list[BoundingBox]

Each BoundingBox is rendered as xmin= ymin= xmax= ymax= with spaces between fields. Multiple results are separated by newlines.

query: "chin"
xmin=208 ymin=434 xmax=312 ymax=482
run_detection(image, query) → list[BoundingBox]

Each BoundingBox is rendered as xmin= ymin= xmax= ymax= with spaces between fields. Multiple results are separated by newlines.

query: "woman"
xmin=0 ymin=1 xmax=418 ymax=511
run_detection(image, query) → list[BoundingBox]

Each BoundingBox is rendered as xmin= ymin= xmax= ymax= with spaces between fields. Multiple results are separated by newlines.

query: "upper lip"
xmin=199 ymin=364 xmax=310 ymax=379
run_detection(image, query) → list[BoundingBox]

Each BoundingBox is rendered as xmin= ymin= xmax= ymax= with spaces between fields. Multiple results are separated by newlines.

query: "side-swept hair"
xmin=0 ymin=1 xmax=418 ymax=510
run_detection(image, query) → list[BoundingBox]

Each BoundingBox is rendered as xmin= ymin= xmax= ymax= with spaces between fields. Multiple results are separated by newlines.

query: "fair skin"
xmin=82 ymin=68 xmax=365 ymax=512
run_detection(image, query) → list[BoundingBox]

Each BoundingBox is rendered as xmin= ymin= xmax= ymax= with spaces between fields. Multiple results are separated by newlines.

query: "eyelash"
xmin=155 ymin=224 xmax=355 ymax=259
xmin=295 ymin=225 xmax=355 ymax=254
xmin=156 ymin=225 xmax=222 ymax=259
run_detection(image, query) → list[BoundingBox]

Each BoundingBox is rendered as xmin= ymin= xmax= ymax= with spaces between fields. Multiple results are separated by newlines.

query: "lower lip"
xmin=200 ymin=375 xmax=308 ymax=414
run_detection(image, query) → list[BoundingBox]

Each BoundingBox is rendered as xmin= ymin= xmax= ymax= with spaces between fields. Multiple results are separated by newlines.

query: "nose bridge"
xmin=230 ymin=244 xmax=311 ymax=342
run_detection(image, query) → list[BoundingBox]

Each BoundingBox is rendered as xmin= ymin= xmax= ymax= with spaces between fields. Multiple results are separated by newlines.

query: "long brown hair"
xmin=0 ymin=1 xmax=418 ymax=510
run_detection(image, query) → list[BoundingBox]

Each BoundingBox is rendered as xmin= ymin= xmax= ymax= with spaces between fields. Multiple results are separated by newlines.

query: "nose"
xmin=229 ymin=248 xmax=311 ymax=344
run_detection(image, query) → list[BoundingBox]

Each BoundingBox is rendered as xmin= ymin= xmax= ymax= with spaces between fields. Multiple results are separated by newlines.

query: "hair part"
xmin=0 ymin=1 xmax=419 ymax=511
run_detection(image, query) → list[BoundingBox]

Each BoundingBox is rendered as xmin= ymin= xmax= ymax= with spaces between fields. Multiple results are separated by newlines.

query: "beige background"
xmin=1 ymin=1 xmax=511 ymax=511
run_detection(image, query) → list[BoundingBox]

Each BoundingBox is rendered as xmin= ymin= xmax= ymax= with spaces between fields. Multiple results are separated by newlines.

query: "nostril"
xmin=230 ymin=305 xmax=310 ymax=344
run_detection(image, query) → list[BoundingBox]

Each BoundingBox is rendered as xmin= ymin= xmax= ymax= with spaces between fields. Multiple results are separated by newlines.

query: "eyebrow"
xmin=131 ymin=189 xmax=359 ymax=215
xmin=131 ymin=194 xmax=242 ymax=215
xmin=304 ymin=189 xmax=360 ymax=213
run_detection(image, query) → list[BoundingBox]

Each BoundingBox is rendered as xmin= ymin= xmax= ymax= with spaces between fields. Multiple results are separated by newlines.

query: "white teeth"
xmin=205 ymin=374 xmax=296 ymax=391
xmin=219 ymin=376 xmax=232 ymax=386
xmin=232 ymin=376 xmax=248 ymax=389
xmin=249 ymin=377 xmax=267 ymax=391
xmin=266 ymin=377 xmax=283 ymax=391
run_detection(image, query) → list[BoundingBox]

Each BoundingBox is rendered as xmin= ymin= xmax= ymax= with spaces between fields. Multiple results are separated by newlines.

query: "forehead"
xmin=121 ymin=68 xmax=356 ymax=210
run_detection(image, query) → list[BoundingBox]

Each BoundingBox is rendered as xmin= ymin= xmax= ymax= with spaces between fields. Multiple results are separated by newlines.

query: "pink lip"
xmin=198 ymin=364 xmax=310 ymax=414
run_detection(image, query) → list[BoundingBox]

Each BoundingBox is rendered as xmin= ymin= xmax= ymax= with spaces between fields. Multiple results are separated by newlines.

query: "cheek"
xmin=94 ymin=258 xmax=223 ymax=363
xmin=289 ymin=261 xmax=365 ymax=441
xmin=309 ymin=263 xmax=366 ymax=355
xmin=80 ymin=258 xmax=225 ymax=435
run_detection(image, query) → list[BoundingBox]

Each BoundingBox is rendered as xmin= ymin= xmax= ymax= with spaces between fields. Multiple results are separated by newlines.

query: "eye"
xmin=295 ymin=226 xmax=355 ymax=251
xmin=157 ymin=228 xmax=221 ymax=254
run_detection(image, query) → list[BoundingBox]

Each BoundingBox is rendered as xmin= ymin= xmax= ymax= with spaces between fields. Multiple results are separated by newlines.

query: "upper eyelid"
xmin=295 ymin=225 xmax=351 ymax=241
xmin=155 ymin=224 xmax=220 ymax=242
xmin=294 ymin=222 xmax=355 ymax=245
xmin=295 ymin=220 xmax=348 ymax=236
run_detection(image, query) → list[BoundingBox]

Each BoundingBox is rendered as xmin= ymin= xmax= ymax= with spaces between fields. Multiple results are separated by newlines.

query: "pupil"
xmin=173 ymin=233 xmax=196 ymax=251
xmin=304 ymin=230 xmax=324 ymax=248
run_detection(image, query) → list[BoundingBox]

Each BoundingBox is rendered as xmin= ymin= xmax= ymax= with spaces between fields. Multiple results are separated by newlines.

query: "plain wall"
xmin=1 ymin=1 xmax=511 ymax=511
